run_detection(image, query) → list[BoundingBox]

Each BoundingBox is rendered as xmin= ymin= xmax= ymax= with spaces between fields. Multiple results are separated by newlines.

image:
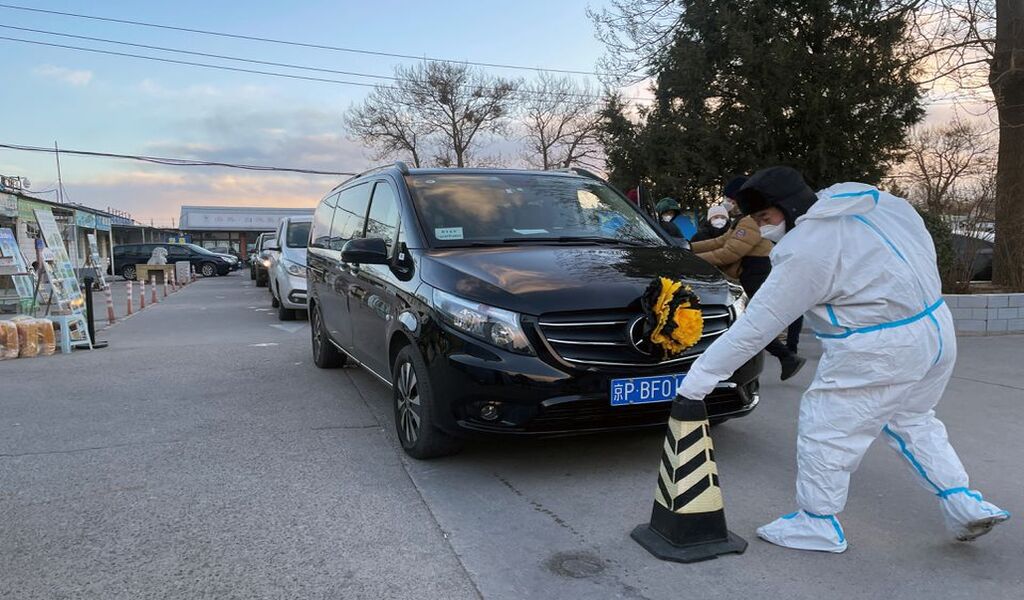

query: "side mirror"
xmin=341 ymin=238 xmax=388 ymax=265
xmin=265 ymin=242 xmax=281 ymax=252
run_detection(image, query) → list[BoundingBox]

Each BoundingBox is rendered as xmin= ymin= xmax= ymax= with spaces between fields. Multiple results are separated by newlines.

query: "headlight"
xmin=432 ymin=288 xmax=534 ymax=355
xmin=285 ymin=260 xmax=306 ymax=278
xmin=261 ymin=258 xmax=271 ymax=268
xmin=728 ymin=283 xmax=747 ymax=319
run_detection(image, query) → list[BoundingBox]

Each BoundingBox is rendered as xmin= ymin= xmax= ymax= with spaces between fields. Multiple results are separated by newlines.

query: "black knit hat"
xmin=735 ymin=166 xmax=817 ymax=229
xmin=723 ymin=176 xmax=748 ymax=200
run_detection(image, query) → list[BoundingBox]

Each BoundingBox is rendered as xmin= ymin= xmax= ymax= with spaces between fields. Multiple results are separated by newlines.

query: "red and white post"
xmin=162 ymin=272 xmax=168 ymax=298
xmin=191 ymin=265 xmax=197 ymax=282
xmin=151 ymin=274 xmax=158 ymax=304
xmin=139 ymin=278 xmax=146 ymax=309
xmin=170 ymin=269 xmax=177 ymax=292
xmin=126 ymin=279 xmax=134 ymax=315
xmin=104 ymin=284 xmax=116 ymax=325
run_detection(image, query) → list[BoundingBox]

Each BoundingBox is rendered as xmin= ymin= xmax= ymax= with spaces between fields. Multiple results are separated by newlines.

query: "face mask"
xmin=760 ymin=222 xmax=786 ymax=243
xmin=661 ymin=214 xmax=673 ymax=222
xmin=710 ymin=217 xmax=728 ymax=229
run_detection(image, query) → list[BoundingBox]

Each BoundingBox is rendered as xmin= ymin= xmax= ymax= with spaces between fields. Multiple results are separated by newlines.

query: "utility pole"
xmin=54 ymin=141 xmax=64 ymax=204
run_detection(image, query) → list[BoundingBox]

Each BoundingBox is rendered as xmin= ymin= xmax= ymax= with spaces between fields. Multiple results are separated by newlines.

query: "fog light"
xmin=479 ymin=403 xmax=500 ymax=421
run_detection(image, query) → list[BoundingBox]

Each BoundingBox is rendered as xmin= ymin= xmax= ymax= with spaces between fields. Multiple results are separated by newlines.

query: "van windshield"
xmin=286 ymin=221 xmax=311 ymax=248
xmin=406 ymin=173 xmax=665 ymax=248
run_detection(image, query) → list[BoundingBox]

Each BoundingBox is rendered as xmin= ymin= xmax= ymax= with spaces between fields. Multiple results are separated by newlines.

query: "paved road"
xmin=2 ymin=276 xmax=1021 ymax=599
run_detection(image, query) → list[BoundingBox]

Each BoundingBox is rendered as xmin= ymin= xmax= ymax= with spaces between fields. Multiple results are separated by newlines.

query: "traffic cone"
xmin=150 ymin=275 xmax=158 ymax=304
xmin=191 ymin=265 xmax=197 ymax=282
xmin=139 ymin=279 xmax=146 ymax=309
xmin=126 ymin=280 xmax=133 ymax=315
xmin=170 ymin=270 xmax=177 ymax=292
xmin=631 ymin=396 xmax=747 ymax=563
xmin=104 ymin=284 xmax=116 ymax=325
xmin=162 ymin=274 xmax=168 ymax=298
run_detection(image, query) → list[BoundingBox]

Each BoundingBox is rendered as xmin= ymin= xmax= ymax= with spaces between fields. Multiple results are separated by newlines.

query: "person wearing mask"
xmin=655 ymin=197 xmax=697 ymax=241
xmin=690 ymin=198 xmax=806 ymax=381
xmin=677 ymin=166 xmax=1008 ymax=553
xmin=692 ymin=203 xmax=732 ymax=243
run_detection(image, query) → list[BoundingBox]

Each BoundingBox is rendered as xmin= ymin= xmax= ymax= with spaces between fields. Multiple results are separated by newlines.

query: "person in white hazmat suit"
xmin=677 ymin=166 xmax=1009 ymax=553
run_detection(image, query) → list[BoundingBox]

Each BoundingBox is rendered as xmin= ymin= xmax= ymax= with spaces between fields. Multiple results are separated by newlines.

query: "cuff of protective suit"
xmin=676 ymin=374 xmax=714 ymax=401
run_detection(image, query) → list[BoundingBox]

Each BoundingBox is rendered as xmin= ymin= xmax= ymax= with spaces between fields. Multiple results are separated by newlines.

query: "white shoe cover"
xmin=938 ymin=488 xmax=1011 ymax=541
xmin=756 ymin=510 xmax=848 ymax=553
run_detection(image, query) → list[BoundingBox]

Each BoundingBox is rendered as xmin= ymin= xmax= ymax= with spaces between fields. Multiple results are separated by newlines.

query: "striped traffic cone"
xmin=170 ymin=270 xmax=177 ymax=292
xmin=191 ymin=265 xmax=197 ymax=282
xmin=162 ymin=274 xmax=168 ymax=298
xmin=139 ymin=278 xmax=146 ymax=309
xmin=126 ymin=280 xmax=134 ymax=315
xmin=151 ymin=275 xmax=158 ymax=304
xmin=631 ymin=396 xmax=747 ymax=563
xmin=104 ymin=284 xmax=116 ymax=325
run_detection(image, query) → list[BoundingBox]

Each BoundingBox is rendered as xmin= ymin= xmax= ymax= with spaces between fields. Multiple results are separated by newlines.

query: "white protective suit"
xmin=678 ymin=181 xmax=1009 ymax=552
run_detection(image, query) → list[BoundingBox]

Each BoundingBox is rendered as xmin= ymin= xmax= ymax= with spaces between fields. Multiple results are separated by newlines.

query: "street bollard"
xmin=104 ymin=284 xmax=116 ymax=325
xmin=162 ymin=274 xmax=168 ymax=298
xmin=631 ymin=396 xmax=747 ymax=563
xmin=170 ymin=270 xmax=177 ymax=292
xmin=139 ymin=278 xmax=146 ymax=309
xmin=150 ymin=274 xmax=158 ymax=304
xmin=126 ymin=280 xmax=133 ymax=315
xmin=191 ymin=265 xmax=197 ymax=282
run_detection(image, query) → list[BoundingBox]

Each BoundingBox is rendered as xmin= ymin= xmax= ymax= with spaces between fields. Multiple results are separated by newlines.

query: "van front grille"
xmin=536 ymin=306 xmax=732 ymax=367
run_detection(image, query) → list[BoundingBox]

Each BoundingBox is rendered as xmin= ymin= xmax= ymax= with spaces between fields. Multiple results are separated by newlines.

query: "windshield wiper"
xmin=501 ymin=236 xmax=648 ymax=247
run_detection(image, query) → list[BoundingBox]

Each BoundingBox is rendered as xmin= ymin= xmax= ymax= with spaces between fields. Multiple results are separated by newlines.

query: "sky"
xmin=0 ymin=1 xmax=979 ymax=226
xmin=0 ymin=0 xmax=615 ymax=225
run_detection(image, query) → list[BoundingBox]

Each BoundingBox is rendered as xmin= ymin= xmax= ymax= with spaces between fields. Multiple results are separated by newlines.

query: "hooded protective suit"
xmin=677 ymin=169 xmax=1008 ymax=552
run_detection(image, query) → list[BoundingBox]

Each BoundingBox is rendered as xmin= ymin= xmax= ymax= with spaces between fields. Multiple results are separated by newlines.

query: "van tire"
xmin=392 ymin=347 xmax=463 ymax=459
xmin=311 ymin=303 xmax=345 ymax=368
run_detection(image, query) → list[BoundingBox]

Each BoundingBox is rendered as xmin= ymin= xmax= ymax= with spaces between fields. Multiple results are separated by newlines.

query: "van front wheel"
xmin=392 ymin=347 xmax=463 ymax=459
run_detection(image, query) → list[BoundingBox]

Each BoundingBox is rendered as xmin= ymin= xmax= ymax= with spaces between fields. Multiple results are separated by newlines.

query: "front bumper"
xmin=279 ymin=272 xmax=308 ymax=309
xmin=424 ymin=327 xmax=763 ymax=438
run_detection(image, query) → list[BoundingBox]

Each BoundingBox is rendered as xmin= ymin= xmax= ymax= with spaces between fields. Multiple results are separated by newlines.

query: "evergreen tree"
xmin=599 ymin=1 xmax=924 ymax=209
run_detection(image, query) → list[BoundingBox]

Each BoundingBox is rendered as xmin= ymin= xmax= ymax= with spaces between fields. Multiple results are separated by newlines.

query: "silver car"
xmin=267 ymin=215 xmax=312 ymax=320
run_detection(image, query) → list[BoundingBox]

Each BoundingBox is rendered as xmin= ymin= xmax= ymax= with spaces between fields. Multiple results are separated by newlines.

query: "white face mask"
xmin=710 ymin=217 xmax=728 ymax=229
xmin=760 ymin=222 xmax=787 ymax=243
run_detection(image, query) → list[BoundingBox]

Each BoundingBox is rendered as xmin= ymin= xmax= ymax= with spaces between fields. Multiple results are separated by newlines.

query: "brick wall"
xmin=945 ymin=293 xmax=1024 ymax=335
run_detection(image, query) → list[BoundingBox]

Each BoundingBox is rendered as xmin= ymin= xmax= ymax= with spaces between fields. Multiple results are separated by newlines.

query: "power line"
xmin=0 ymin=142 xmax=357 ymax=176
xmin=0 ymin=25 xmax=635 ymax=102
xmin=0 ymin=2 xmax=603 ymax=77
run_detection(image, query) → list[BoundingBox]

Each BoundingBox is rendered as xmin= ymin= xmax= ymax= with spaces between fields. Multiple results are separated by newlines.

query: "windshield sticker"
xmin=435 ymin=227 xmax=464 ymax=240
xmin=513 ymin=229 xmax=549 ymax=235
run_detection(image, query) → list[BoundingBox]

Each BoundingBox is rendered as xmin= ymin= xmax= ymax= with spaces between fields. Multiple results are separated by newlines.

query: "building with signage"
xmin=178 ymin=205 xmax=315 ymax=258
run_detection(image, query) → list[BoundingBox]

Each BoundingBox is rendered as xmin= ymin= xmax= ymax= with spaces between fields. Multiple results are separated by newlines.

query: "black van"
xmin=308 ymin=165 xmax=762 ymax=458
xmin=112 ymin=243 xmax=233 ymax=280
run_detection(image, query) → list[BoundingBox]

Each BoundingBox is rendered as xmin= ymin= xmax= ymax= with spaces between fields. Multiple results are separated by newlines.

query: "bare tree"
xmin=586 ymin=0 xmax=683 ymax=85
xmin=400 ymin=62 xmax=518 ymax=168
xmin=899 ymin=117 xmax=996 ymax=213
xmin=903 ymin=1 xmax=1024 ymax=289
xmin=520 ymin=74 xmax=604 ymax=170
xmin=344 ymin=85 xmax=429 ymax=167
xmin=345 ymin=61 xmax=519 ymax=168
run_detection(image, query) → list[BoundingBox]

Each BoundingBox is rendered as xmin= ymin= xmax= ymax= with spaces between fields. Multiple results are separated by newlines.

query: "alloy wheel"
xmin=312 ymin=307 xmax=323 ymax=358
xmin=396 ymin=361 xmax=421 ymax=445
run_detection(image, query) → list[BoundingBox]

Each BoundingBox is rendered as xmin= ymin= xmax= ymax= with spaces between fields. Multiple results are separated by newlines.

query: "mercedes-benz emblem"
xmin=628 ymin=316 xmax=655 ymax=356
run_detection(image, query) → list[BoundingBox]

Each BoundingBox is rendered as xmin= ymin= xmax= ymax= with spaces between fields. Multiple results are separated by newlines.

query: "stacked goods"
xmin=14 ymin=318 xmax=38 ymax=358
xmin=0 ymin=320 xmax=17 ymax=360
xmin=5 ymin=317 xmax=57 ymax=358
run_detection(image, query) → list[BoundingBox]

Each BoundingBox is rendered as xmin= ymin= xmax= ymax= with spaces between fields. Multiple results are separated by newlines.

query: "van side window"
xmin=310 ymin=193 xmax=338 ymax=249
xmin=366 ymin=182 xmax=400 ymax=254
xmin=330 ymin=183 xmax=371 ymax=251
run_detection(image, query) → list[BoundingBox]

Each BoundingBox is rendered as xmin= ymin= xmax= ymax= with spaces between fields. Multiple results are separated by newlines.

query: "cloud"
xmin=33 ymin=65 xmax=94 ymax=86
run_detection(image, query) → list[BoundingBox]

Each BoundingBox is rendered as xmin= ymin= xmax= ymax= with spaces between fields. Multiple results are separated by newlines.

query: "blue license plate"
xmin=610 ymin=374 xmax=686 ymax=406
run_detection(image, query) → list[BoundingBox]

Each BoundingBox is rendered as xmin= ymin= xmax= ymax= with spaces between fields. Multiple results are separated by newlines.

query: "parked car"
xmin=307 ymin=165 xmax=762 ymax=459
xmin=112 ymin=243 xmax=233 ymax=279
xmin=267 ymin=216 xmax=312 ymax=321
xmin=951 ymin=230 xmax=994 ymax=281
xmin=205 ymin=247 xmax=241 ymax=271
xmin=249 ymin=232 xmax=275 ymax=287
